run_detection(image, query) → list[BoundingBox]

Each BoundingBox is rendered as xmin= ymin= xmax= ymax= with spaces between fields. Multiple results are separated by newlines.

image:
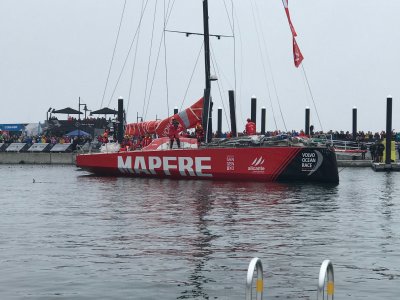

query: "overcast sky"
xmin=1 ymin=0 xmax=400 ymax=133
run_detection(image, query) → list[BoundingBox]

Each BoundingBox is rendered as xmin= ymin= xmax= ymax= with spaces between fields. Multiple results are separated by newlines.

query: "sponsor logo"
xmin=118 ymin=155 xmax=212 ymax=177
xmin=226 ymin=155 xmax=235 ymax=171
xmin=248 ymin=156 xmax=265 ymax=172
xmin=301 ymin=150 xmax=323 ymax=175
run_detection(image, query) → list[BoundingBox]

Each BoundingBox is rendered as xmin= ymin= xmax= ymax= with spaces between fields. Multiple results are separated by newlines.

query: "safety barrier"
xmin=5 ymin=143 xmax=29 ymax=152
xmin=317 ymin=260 xmax=334 ymax=300
xmin=50 ymin=143 xmax=73 ymax=152
xmin=28 ymin=143 xmax=50 ymax=152
xmin=245 ymin=257 xmax=263 ymax=300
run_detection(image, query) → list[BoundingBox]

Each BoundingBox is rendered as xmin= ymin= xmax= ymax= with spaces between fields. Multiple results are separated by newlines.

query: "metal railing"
xmin=244 ymin=258 xmax=334 ymax=300
xmin=246 ymin=257 xmax=263 ymax=300
xmin=317 ymin=259 xmax=334 ymax=300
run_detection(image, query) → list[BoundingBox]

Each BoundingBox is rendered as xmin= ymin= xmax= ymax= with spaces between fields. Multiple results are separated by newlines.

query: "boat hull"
xmin=76 ymin=146 xmax=339 ymax=183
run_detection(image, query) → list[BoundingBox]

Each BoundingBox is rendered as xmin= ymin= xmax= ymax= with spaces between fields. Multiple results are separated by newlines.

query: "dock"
xmin=337 ymin=160 xmax=372 ymax=167
xmin=0 ymin=152 xmax=76 ymax=165
xmin=371 ymin=162 xmax=400 ymax=172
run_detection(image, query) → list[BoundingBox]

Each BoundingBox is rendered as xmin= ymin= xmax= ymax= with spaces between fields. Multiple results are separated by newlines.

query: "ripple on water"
xmin=0 ymin=166 xmax=400 ymax=299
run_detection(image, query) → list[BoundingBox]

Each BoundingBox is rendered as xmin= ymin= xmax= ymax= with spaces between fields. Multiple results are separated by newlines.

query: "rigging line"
xmin=166 ymin=0 xmax=176 ymax=21
xmin=144 ymin=0 xmax=176 ymax=119
xmin=212 ymin=67 xmax=231 ymax=133
xmin=231 ymin=0 xmax=237 ymax=108
xmin=232 ymin=4 xmax=244 ymax=126
xmin=163 ymin=0 xmax=170 ymax=117
xmin=100 ymin=0 xmax=127 ymax=109
xmin=253 ymin=0 xmax=287 ymax=132
xmin=223 ymin=0 xmax=238 ymax=106
xmin=301 ymin=64 xmax=323 ymax=131
xmin=160 ymin=0 xmax=175 ymax=117
xmin=141 ymin=0 xmax=158 ymax=119
xmin=300 ymin=64 xmax=311 ymax=109
xmin=250 ymin=0 xmax=278 ymax=130
xmin=223 ymin=0 xmax=233 ymax=33
xmin=179 ymin=42 xmax=204 ymax=111
xmin=144 ymin=23 xmax=166 ymax=119
xmin=106 ymin=0 xmax=150 ymax=108
xmin=209 ymin=46 xmax=233 ymax=87
xmin=126 ymin=38 xmax=139 ymax=117
xmin=127 ymin=0 xmax=146 ymax=118
xmin=210 ymin=46 xmax=231 ymax=132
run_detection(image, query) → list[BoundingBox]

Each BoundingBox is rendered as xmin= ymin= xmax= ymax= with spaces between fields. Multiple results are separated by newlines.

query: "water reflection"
xmin=178 ymin=188 xmax=215 ymax=299
xmin=379 ymin=173 xmax=394 ymax=218
xmin=378 ymin=173 xmax=394 ymax=251
xmin=3 ymin=166 xmax=400 ymax=299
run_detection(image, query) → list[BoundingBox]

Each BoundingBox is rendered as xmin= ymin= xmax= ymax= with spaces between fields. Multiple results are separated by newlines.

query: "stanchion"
xmin=317 ymin=259 xmax=334 ymax=300
xmin=246 ymin=257 xmax=263 ymax=300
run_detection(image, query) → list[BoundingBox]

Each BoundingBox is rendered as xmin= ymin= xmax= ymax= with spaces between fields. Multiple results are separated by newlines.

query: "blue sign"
xmin=0 ymin=124 xmax=25 ymax=131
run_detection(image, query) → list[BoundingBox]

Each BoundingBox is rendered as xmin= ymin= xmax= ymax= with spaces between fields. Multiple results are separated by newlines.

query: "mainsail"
xmin=125 ymin=97 xmax=204 ymax=137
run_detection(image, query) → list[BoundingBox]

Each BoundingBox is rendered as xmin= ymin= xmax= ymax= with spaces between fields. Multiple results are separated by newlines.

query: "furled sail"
xmin=125 ymin=97 xmax=204 ymax=137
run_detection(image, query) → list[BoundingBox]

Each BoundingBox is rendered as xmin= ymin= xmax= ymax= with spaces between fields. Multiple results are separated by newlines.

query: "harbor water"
xmin=1 ymin=165 xmax=399 ymax=299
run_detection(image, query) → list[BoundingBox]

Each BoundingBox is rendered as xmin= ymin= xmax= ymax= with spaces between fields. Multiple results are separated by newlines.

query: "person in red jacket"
xmin=102 ymin=130 xmax=109 ymax=143
xmin=245 ymin=118 xmax=256 ymax=135
xmin=195 ymin=122 xmax=204 ymax=147
xmin=142 ymin=134 xmax=152 ymax=148
xmin=169 ymin=118 xmax=181 ymax=149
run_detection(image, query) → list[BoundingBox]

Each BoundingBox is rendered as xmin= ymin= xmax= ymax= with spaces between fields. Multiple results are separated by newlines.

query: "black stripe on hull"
xmin=277 ymin=147 xmax=339 ymax=183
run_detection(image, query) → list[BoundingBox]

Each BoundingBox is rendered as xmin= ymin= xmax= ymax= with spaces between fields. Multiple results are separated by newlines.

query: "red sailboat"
xmin=76 ymin=1 xmax=339 ymax=183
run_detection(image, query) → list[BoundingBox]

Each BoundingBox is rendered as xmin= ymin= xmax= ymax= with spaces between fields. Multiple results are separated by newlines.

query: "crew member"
xmin=120 ymin=135 xmax=132 ymax=151
xmin=102 ymin=130 xmax=109 ymax=144
xmin=138 ymin=136 xmax=144 ymax=149
xmin=310 ymin=125 xmax=314 ymax=136
xmin=245 ymin=118 xmax=256 ymax=135
xmin=133 ymin=137 xmax=141 ymax=150
xmin=169 ymin=118 xmax=181 ymax=149
xmin=195 ymin=122 xmax=204 ymax=147
xmin=142 ymin=133 xmax=152 ymax=148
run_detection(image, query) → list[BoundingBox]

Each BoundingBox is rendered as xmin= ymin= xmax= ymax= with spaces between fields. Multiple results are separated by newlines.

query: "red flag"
xmin=282 ymin=0 xmax=297 ymax=37
xmin=293 ymin=37 xmax=304 ymax=68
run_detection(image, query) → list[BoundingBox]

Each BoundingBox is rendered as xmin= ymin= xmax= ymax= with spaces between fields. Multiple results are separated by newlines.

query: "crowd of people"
xmin=0 ymin=130 xmax=93 ymax=151
xmin=0 ymin=133 xmax=73 ymax=144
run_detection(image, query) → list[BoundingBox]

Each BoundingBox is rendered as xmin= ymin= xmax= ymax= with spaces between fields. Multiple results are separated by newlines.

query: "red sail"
xmin=125 ymin=97 xmax=204 ymax=137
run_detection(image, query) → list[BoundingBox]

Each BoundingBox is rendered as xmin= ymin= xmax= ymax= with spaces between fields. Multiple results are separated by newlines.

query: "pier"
xmin=371 ymin=96 xmax=400 ymax=172
xmin=371 ymin=162 xmax=400 ymax=171
xmin=0 ymin=152 xmax=76 ymax=165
